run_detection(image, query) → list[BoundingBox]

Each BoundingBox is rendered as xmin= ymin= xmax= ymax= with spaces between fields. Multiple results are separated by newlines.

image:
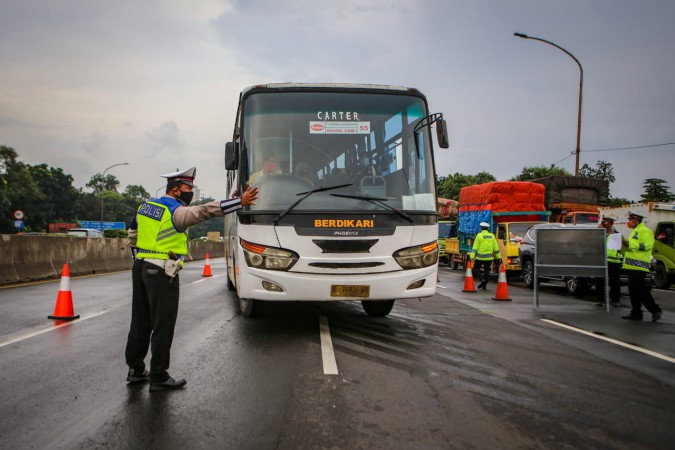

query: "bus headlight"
xmin=393 ymin=241 xmax=439 ymax=269
xmin=240 ymin=239 xmax=299 ymax=271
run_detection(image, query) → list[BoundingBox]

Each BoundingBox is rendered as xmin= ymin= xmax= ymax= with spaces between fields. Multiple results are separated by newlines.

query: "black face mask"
xmin=178 ymin=191 xmax=194 ymax=205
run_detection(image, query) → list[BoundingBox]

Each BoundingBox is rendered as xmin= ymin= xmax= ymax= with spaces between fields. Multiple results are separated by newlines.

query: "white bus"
xmin=224 ymin=83 xmax=449 ymax=317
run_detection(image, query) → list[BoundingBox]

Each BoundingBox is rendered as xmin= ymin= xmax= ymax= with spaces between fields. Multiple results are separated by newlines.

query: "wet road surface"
xmin=1 ymin=259 xmax=674 ymax=449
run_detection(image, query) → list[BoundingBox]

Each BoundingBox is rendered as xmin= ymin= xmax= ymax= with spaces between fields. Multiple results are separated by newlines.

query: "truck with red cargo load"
xmin=445 ymin=181 xmax=549 ymax=278
xmin=530 ymin=176 xmax=609 ymax=224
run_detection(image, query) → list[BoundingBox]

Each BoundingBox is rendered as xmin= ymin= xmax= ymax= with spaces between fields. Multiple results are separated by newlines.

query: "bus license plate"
xmin=330 ymin=285 xmax=370 ymax=298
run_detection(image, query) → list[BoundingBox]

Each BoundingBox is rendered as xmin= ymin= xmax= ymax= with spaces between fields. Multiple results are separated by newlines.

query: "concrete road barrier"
xmin=0 ymin=235 xmax=224 ymax=285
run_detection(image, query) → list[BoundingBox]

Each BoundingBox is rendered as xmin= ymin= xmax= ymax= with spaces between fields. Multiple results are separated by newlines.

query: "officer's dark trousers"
xmin=626 ymin=270 xmax=661 ymax=317
xmin=125 ymin=259 xmax=180 ymax=382
xmin=595 ymin=262 xmax=621 ymax=303
xmin=473 ymin=259 xmax=492 ymax=287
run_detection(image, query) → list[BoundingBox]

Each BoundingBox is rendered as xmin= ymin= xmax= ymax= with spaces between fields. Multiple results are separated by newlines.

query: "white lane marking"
xmin=319 ymin=315 xmax=339 ymax=375
xmin=188 ymin=274 xmax=222 ymax=285
xmin=0 ymin=310 xmax=109 ymax=349
xmin=541 ymin=319 xmax=675 ymax=364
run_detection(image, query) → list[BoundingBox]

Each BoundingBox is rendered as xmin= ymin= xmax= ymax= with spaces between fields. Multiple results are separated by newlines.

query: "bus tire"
xmin=239 ymin=297 xmax=262 ymax=318
xmin=361 ymin=299 xmax=395 ymax=317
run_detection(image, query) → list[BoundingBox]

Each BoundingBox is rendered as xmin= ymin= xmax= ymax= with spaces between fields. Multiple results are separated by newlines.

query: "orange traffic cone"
xmin=492 ymin=264 xmax=512 ymax=301
xmin=462 ymin=260 xmax=477 ymax=292
xmin=48 ymin=263 xmax=80 ymax=321
xmin=201 ymin=253 xmax=213 ymax=277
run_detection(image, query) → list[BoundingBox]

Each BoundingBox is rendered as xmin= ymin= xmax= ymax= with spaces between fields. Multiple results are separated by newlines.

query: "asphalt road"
xmin=1 ymin=259 xmax=674 ymax=449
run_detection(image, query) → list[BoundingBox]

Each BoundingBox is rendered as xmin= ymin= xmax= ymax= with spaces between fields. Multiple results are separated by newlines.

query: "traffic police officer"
xmin=621 ymin=210 xmax=663 ymax=322
xmin=125 ymin=167 xmax=259 ymax=391
xmin=596 ymin=217 xmax=623 ymax=307
xmin=470 ymin=221 xmax=501 ymax=290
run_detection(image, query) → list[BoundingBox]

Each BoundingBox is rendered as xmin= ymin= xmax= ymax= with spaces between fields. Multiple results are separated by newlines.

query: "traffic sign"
xmin=79 ymin=221 xmax=126 ymax=231
xmin=14 ymin=210 xmax=24 ymax=220
xmin=14 ymin=220 xmax=24 ymax=229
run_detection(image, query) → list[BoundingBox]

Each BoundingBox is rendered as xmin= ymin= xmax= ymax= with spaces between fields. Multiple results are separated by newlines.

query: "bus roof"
xmin=241 ymin=83 xmax=424 ymax=97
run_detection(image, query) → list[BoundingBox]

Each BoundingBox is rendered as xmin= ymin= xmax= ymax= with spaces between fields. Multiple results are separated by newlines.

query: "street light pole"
xmin=99 ymin=162 xmax=129 ymax=234
xmin=514 ymin=32 xmax=584 ymax=175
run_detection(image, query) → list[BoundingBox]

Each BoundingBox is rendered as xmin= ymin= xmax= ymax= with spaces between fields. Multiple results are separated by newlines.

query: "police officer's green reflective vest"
xmin=607 ymin=233 xmax=623 ymax=264
xmin=622 ymin=222 xmax=653 ymax=272
xmin=135 ymin=197 xmax=188 ymax=260
xmin=470 ymin=229 xmax=501 ymax=261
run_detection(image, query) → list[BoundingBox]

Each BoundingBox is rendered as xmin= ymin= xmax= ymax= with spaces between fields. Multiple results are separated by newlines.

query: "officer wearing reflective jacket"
xmin=596 ymin=217 xmax=623 ymax=307
xmin=470 ymin=222 xmax=501 ymax=290
xmin=621 ymin=210 xmax=663 ymax=322
xmin=125 ymin=167 xmax=259 ymax=391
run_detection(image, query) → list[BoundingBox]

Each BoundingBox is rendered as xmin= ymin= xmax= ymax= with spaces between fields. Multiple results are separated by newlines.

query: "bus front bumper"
xmin=237 ymin=266 xmax=438 ymax=301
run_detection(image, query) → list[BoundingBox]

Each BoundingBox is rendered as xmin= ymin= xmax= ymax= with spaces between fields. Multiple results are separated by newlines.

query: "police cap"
xmin=600 ymin=216 xmax=614 ymax=224
xmin=161 ymin=167 xmax=196 ymax=187
xmin=628 ymin=209 xmax=647 ymax=220
xmin=479 ymin=222 xmax=490 ymax=228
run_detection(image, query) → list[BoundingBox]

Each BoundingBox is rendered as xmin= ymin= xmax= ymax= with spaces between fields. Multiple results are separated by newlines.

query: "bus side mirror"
xmin=225 ymin=142 xmax=239 ymax=170
xmin=436 ymin=119 xmax=449 ymax=149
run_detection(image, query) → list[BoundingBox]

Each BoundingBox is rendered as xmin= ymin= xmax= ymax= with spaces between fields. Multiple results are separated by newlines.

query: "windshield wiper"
xmin=273 ymin=183 xmax=353 ymax=225
xmin=330 ymin=193 xmax=413 ymax=223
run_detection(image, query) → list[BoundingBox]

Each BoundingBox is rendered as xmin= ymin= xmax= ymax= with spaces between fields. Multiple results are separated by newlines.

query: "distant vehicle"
xmin=437 ymin=220 xmax=457 ymax=266
xmin=518 ymin=222 xmax=654 ymax=295
xmin=67 ymin=228 xmax=104 ymax=238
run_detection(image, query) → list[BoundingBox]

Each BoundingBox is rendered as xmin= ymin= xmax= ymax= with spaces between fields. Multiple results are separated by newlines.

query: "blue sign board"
xmin=79 ymin=221 xmax=126 ymax=232
xmin=14 ymin=220 xmax=24 ymax=229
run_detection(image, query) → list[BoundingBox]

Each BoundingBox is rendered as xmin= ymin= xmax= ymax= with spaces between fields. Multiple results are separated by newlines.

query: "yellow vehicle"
xmin=494 ymin=220 xmax=546 ymax=277
xmin=437 ymin=220 xmax=457 ymax=266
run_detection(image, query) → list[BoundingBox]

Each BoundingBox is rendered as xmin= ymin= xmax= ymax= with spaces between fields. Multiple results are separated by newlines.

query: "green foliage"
xmin=86 ymin=173 xmax=121 ymax=193
xmin=641 ymin=178 xmax=675 ymax=202
xmin=104 ymin=229 xmax=128 ymax=238
xmin=0 ymin=147 xmax=143 ymax=233
xmin=579 ymin=160 xmax=616 ymax=184
xmin=437 ymin=171 xmax=496 ymax=200
xmin=185 ymin=197 xmax=224 ymax=240
xmin=510 ymin=165 xmax=571 ymax=181
xmin=608 ymin=197 xmax=633 ymax=207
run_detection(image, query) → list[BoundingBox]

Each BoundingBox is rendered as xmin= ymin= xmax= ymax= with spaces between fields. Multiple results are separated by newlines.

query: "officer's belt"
xmin=142 ymin=258 xmax=167 ymax=269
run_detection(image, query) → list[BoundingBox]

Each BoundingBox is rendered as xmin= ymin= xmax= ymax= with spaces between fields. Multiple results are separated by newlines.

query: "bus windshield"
xmin=242 ymin=90 xmax=435 ymax=213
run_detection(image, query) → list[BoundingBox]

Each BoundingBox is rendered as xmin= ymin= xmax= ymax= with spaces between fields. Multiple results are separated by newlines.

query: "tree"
xmin=641 ymin=178 xmax=675 ymax=202
xmin=437 ymin=171 xmax=496 ymax=200
xmin=510 ymin=165 xmax=571 ymax=181
xmin=124 ymin=185 xmax=150 ymax=203
xmin=0 ymin=146 xmax=18 ymax=173
xmin=185 ymin=197 xmax=224 ymax=240
xmin=28 ymin=164 xmax=79 ymax=229
xmin=86 ymin=173 xmax=121 ymax=193
xmin=0 ymin=153 xmax=44 ymax=232
xmin=608 ymin=197 xmax=633 ymax=207
xmin=73 ymin=189 xmax=100 ymax=222
xmin=579 ymin=160 xmax=616 ymax=184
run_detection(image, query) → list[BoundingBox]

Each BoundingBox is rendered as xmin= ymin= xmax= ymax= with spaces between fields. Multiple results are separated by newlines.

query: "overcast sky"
xmin=1 ymin=0 xmax=673 ymax=202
